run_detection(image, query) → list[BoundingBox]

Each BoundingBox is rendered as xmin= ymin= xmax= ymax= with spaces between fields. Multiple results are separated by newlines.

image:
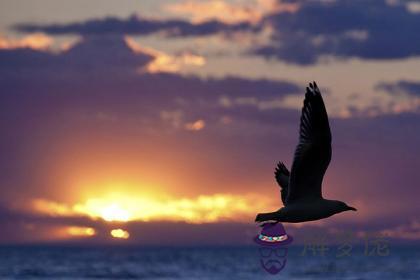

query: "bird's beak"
xmin=348 ymin=206 xmax=357 ymax=211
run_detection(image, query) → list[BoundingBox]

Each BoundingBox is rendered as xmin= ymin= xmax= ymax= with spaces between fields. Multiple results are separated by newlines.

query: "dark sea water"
xmin=0 ymin=245 xmax=418 ymax=279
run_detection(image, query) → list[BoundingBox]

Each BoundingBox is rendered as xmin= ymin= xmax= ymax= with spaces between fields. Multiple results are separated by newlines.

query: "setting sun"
xmin=100 ymin=204 xmax=131 ymax=222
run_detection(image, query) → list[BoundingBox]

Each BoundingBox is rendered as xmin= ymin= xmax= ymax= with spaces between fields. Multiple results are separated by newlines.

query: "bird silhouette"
xmin=255 ymin=82 xmax=356 ymax=224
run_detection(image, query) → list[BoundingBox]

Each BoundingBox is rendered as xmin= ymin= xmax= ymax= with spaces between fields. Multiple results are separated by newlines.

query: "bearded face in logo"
xmin=259 ymin=247 xmax=288 ymax=274
xmin=254 ymin=222 xmax=293 ymax=275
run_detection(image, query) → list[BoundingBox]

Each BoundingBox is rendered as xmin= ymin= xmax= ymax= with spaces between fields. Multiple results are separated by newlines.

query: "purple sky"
xmin=0 ymin=0 xmax=419 ymax=245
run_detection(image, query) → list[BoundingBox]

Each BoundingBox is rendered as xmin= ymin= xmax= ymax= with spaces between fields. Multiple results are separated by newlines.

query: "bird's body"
xmin=256 ymin=82 xmax=356 ymax=224
xmin=257 ymin=199 xmax=350 ymax=223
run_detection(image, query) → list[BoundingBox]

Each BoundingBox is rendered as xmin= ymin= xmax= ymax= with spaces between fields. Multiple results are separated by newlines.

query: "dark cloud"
xmin=14 ymin=15 xmax=254 ymax=37
xmin=13 ymin=1 xmax=420 ymax=64
xmin=0 ymin=35 xmax=300 ymax=119
xmin=376 ymin=80 xmax=420 ymax=97
xmin=254 ymin=0 xmax=420 ymax=64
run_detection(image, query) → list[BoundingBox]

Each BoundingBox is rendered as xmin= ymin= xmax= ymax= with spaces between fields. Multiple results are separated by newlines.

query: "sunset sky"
xmin=0 ymin=0 xmax=419 ymax=245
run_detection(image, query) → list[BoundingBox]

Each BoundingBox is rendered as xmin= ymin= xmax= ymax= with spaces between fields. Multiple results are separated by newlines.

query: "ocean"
xmin=0 ymin=245 xmax=418 ymax=279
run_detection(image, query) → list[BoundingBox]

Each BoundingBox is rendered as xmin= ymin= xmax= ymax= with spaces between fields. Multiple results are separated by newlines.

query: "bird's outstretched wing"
xmin=275 ymin=162 xmax=290 ymax=205
xmin=287 ymin=82 xmax=331 ymax=204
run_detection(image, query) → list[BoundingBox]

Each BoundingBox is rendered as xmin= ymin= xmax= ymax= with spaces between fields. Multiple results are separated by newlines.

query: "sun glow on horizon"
xmin=66 ymin=226 xmax=96 ymax=237
xmin=30 ymin=193 xmax=275 ymax=224
xmin=110 ymin=229 xmax=130 ymax=239
xmin=96 ymin=203 xmax=131 ymax=222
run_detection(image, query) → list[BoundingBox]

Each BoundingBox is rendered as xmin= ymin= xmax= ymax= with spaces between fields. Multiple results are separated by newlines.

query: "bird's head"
xmin=336 ymin=201 xmax=357 ymax=213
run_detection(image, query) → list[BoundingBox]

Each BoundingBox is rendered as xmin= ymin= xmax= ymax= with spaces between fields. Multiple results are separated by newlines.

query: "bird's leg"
xmin=255 ymin=211 xmax=281 ymax=224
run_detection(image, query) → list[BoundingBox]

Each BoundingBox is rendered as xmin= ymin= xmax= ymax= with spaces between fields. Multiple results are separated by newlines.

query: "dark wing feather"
xmin=274 ymin=162 xmax=290 ymax=205
xmin=287 ymin=82 xmax=331 ymax=204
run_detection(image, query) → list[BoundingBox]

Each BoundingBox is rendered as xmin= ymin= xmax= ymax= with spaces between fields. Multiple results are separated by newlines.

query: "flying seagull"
xmin=255 ymin=82 xmax=356 ymax=224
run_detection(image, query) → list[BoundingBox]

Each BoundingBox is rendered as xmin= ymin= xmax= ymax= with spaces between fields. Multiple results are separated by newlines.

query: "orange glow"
xmin=185 ymin=119 xmax=206 ymax=131
xmin=74 ymin=200 xmax=132 ymax=222
xmin=49 ymin=226 xmax=97 ymax=240
xmin=31 ymin=193 xmax=275 ymax=223
xmin=166 ymin=0 xmax=262 ymax=24
xmin=124 ymin=36 xmax=205 ymax=73
xmin=0 ymin=33 xmax=53 ymax=50
xmin=110 ymin=229 xmax=130 ymax=239
xmin=32 ymin=199 xmax=74 ymax=216
xmin=145 ymin=52 xmax=205 ymax=74
xmin=0 ymin=33 xmax=80 ymax=53
xmin=100 ymin=204 xmax=131 ymax=222
xmin=165 ymin=0 xmax=300 ymax=24
xmin=67 ymin=226 xmax=96 ymax=237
